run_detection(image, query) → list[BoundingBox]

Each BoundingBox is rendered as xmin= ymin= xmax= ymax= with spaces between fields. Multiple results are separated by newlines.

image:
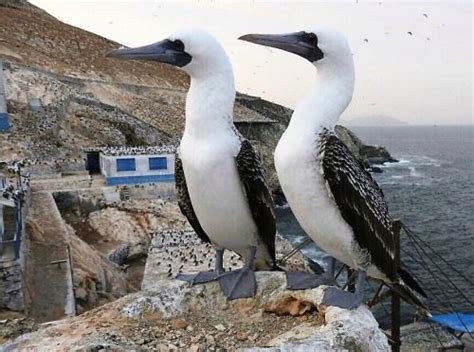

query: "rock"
xmin=108 ymin=244 xmax=130 ymax=265
xmin=214 ymin=324 xmax=226 ymax=332
xmin=171 ymin=319 xmax=189 ymax=330
xmin=336 ymin=125 xmax=397 ymax=166
xmin=1 ymin=272 xmax=389 ymax=351
xmin=264 ymin=296 xmax=316 ymax=316
xmin=370 ymin=166 xmax=383 ymax=173
xmin=398 ymin=321 xmax=463 ymax=351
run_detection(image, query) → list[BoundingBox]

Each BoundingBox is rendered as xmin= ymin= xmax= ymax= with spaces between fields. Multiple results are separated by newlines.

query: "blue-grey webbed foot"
xmin=286 ymin=256 xmax=337 ymax=290
xmin=218 ymin=267 xmax=256 ymax=300
xmin=176 ymin=270 xmax=222 ymax=284
xmin=286 ymin=271 xmax=337 ymax=290
xmin=176 ymin=248 xmax=224 ymax=285
xmin=322 ymin=270 xmax=366 ymax=309
xmin=322 ymin=287 xmax=364 ymax=309
xmin=218 ymin=246 xmax=257 ymax=300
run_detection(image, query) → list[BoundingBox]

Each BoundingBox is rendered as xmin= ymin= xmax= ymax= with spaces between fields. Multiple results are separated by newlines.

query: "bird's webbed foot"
xmin=176 ymin=270 xmax=222 ymax=284
xmin=286 ymin=256 xmax=337 ymax=290
xmin=218 ymin=267 xmax=256 ymax=300
xmin=176 ymin=248 xmax=224 ymax=285
xmin=286 ymin=271 xmax=337 ymax=290
xmin=321 ymin=287 xmax=364 ymax=309
xmin=218 ymin=246 xmax=257 ymax=300
xmin=321 ymin=270 xmax=366 ymax=309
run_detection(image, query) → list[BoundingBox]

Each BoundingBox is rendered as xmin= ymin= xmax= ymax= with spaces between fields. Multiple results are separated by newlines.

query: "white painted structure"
xmin=83 ymin=146 xmax=176 ymax=185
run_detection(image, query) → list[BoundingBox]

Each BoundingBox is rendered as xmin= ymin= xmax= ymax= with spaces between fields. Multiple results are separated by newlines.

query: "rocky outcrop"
xmin=399 ymin=322 xmax=464 ymax=351
xmin=335 ymin=125 xmax=398 ymax=166
xmin=236 ymin=95 xmax=397 ymax=196
xmin=1 ymin=273 xmax=389 ymax=351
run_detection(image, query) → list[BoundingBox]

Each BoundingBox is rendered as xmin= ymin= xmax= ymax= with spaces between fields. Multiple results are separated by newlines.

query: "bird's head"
xmin=107 ymin=29 xmax=231 ymax=77
xmin=239 ymin=28 xmax=351 ymax=67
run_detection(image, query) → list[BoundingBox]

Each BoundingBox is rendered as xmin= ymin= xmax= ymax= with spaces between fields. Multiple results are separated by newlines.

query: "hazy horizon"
xmin=31 ymin=1 xmax=473 ymax=126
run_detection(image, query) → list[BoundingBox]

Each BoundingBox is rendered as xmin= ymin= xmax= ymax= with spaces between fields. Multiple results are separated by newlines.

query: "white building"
xmin=83 ymin=146 xmax=176 ymax=186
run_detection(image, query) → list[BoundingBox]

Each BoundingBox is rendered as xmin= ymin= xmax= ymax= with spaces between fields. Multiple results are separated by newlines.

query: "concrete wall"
xmin=0 ymin=259 xmax=24 ymax=311
xmin=100 ymin=153 xmax=175 ymax=185
xmin=100 ymin=153 xmax=175 ymax=177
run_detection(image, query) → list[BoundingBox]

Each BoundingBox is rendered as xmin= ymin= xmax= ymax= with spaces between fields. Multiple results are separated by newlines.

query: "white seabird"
xmin=240 ymin=29 xmax=427 ymax=309
xmin=107 ymin=29 xmax=277 ymax=300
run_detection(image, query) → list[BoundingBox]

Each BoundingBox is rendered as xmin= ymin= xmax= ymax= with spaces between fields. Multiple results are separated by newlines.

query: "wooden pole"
xmin=391 ymin=219 xmax=401 ymax=352
xmin=66 ymin=245 xmax=77 ymax=316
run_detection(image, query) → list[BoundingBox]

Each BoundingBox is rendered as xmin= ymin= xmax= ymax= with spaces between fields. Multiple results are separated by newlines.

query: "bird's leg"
xmin=218 ymin=246 xmax=257 ymax=300
xmin=322 ymin=270 xmax=366 ymax=309
xmin=176 ymin=248 xmax=224 ymax=284
xmin=286 ymin=256 xmax=338 ymax=290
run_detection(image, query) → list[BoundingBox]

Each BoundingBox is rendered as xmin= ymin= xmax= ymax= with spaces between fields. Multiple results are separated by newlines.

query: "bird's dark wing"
xmin=175 ymin=155 xmax=211 ymax=244
xmin=235 ymin=139 xmax=277 ymax=264
xmin=318 ymin=130 xmax=397 ymax=281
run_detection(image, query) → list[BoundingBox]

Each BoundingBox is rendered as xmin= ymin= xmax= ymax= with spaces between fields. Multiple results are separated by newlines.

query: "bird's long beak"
xmin=239 ymin=31 xmax=323 ymax=62
xmin=106 ymin=39 xmax=191 ymax=68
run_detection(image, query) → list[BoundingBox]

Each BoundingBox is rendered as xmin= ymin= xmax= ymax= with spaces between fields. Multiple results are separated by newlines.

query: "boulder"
xmin=2 ymin=272 xmax=389 ymax=351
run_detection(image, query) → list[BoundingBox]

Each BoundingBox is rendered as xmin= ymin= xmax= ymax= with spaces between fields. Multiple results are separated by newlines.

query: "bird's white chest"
xmin=274 ymin=132 xmax=356 ymax=266
xmin=179 ymin=135 xmax=258 ymax=253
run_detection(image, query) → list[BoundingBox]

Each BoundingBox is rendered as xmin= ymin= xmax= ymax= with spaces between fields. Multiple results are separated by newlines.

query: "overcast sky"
xmin=31 ymin=1 xmax=473 ymax=125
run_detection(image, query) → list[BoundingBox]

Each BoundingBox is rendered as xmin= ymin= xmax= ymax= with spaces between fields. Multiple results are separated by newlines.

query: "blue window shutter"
xmin=116 ymin=158 xmax=136 ymax=172
xmin=149 ymin=157 xmax=167 ymax=170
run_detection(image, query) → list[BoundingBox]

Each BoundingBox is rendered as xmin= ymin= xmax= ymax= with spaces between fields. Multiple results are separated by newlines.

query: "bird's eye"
xmin=307 ymin=32 xmax=318 ymax=43
xmin=174 ymin=40 xmax=185 ymax=51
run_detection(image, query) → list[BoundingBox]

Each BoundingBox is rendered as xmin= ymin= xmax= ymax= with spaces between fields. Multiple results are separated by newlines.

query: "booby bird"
xmin=107 ymin=29 xmax=277 ymax=300
xmin=240 ymin=29 xmax=427 ymax=309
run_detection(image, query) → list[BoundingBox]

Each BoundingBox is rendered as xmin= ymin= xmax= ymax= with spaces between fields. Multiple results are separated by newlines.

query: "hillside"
xmin=0 ymin=2 xmax=394 ymax=189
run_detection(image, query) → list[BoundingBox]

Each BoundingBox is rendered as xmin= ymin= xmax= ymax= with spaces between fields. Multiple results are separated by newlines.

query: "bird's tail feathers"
xmin=388 ymin=281 xmax=430 ymax=316
xmin=398 ymin=267 xmax=427 ymax=298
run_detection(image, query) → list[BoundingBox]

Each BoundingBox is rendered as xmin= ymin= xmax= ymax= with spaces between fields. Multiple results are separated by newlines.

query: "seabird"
xmin=107 ymin=29 xmax=277 ymax=300
xmin=240 ymin=29 xmax=427 ymax=309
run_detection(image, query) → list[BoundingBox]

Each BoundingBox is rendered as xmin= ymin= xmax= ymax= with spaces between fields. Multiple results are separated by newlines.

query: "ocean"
xmin=276 ymin=125 xmax=474 ymax=326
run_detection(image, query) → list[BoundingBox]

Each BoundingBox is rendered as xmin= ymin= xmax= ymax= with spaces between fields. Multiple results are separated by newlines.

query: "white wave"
xmin=409 ymin=167 xmax=421 ymax=177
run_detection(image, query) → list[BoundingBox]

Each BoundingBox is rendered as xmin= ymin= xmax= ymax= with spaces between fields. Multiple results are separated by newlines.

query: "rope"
xmin=402 ymin=225 xmax=474 ymax=307
xmin=401 ymin=223 xmax=474 ymax=287
xmin=278 ymin=237 xmax=313 ymax=265
xmin=402 ymin=225 xmax=473 ymax=339
xmin=400 ymin=240 xmax=450 ymax=348
xmin=366 ymin=280 xmax=391 ymax=320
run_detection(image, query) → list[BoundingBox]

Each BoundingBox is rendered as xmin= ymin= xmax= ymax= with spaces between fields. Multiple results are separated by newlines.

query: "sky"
xmin=31 ymin=1 xmax=473 ymax=125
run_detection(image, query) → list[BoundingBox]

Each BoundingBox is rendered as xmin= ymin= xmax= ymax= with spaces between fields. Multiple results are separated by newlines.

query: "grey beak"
xmin=106 ymin=39 xmax=192 ymax=67
xmin=239 ymin=31 xmax=323 ymax=62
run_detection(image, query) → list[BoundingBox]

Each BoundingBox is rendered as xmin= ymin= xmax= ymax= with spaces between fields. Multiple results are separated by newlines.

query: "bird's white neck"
xmin=290 ymin=55 xmax=355 ymax=137
xmin=183 ymin=64 xmax=236 ymax=140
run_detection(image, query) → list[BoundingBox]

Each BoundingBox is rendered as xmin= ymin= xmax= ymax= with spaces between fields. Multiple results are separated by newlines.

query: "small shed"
xmin=83 ymin=146 xmax=177 ymax=186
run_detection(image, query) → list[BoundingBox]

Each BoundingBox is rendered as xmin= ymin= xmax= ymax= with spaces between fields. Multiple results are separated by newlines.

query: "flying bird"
xmin=107 ymin=29 xmax=277 ymax=300
xmin=363 ymin=38 xmax=369 ymax=43
xmin=239 ymin=29 xmax=427 ymax=310
xmin=408 ymin=31 xmax=413 ymax=35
